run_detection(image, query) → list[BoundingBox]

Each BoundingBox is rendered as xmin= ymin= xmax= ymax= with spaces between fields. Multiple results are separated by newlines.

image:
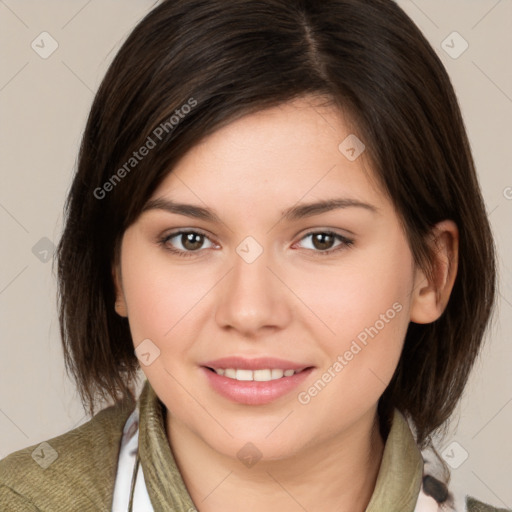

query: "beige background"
xmin=0 ymin=0 xmax=511 ymax=507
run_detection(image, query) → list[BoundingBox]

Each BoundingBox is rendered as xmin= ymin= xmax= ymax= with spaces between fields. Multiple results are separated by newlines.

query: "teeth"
xmin=213 ymin=368 xmax=300 ymax=381
xmin=236 ymin=369 xmax=253 ymax=381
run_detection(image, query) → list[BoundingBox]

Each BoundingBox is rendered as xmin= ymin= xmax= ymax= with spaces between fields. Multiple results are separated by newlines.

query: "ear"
xmin=112 ymin=263 xmax=128 ymax=318
xmin=410 ymin=220 xmax=459 ymax=324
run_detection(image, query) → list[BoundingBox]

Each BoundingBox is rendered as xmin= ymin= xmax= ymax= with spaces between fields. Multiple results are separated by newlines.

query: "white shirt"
xmin=111 ymin=406 xmax=154 ymax=511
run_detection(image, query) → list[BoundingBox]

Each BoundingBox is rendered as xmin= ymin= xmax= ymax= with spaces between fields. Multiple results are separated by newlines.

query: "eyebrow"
xmin=142 ymin=197 xmax=378 ymax=223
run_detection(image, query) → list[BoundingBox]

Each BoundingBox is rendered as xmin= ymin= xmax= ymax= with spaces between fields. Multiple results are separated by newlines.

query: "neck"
xmin=166 ymin=406 xmax=385 ymax=512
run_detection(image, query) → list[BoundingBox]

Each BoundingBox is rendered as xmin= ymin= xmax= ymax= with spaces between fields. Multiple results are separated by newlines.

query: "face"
xmin=115 ymin=96 xmax=423 ymax=461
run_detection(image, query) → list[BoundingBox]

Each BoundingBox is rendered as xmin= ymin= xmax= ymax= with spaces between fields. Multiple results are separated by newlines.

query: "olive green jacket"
xmin=0 ymin=381 xmax=506 ymax=511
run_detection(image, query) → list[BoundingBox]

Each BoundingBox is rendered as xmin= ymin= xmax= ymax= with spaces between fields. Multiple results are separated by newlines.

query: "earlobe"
xmin=409 ymin=220 xmax=459 ymax=324
xmin=114 ymin=298 xmax=128 ymax=317
xmin=112 ymin=265 xmax=128 ymax=317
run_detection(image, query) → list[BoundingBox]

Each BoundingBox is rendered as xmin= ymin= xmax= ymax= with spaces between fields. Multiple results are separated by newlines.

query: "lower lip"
xmin=201 ymin=367 xmax=314 ymax=405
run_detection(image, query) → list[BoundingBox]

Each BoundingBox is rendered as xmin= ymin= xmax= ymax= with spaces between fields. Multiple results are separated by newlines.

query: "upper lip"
xmin=201 ymin=356 xmax=313 ymax=371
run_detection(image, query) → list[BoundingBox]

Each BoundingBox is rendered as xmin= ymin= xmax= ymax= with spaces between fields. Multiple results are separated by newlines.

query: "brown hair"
xmin=56 ymin=0 xmax=496 ymax=446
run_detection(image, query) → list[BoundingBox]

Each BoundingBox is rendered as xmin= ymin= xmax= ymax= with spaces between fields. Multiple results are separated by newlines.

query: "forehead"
xmin=150 ymin=97 xmax=386 ymax=215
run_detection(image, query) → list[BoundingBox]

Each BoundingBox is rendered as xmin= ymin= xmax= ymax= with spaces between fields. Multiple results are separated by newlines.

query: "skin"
xmin=114 ymin=96 xmax=458 ymax=512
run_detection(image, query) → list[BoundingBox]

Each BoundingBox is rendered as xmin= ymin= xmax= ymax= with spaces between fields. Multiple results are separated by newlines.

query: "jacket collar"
xmin=365 ymin=405 xmax=424 ymax=510
xmin=138 ymin=380 xmax=423 ymax=511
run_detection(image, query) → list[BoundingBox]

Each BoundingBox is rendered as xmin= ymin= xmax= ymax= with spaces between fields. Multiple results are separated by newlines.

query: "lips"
xmin=200 ymin=356 xmax=315 ymax=405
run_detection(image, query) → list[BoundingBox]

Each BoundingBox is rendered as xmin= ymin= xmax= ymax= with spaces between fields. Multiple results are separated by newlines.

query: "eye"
xmin=159 ymin=230 xmax=217 ymax=257
xmin=158 ymin=229 xmax=354 ymax=258
xmin=295 ymin=231 xmax=354 ymax=255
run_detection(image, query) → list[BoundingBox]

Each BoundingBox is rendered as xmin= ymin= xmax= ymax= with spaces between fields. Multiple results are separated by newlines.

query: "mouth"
xmin=199 ymin=357 xmax=315 ymax=405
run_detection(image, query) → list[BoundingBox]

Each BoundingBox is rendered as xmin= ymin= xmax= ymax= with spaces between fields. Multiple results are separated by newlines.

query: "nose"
xmin=214 ymin=245 xmax=292 ymax=337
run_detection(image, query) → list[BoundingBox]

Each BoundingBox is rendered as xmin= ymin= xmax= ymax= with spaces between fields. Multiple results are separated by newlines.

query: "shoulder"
xmin=466 ymin=496 xmax=511 ymax=512
xmin=0 ymin=398 xmax=134 ymax=512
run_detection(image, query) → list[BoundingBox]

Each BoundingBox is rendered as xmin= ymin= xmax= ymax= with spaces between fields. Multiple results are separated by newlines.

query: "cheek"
xmin=119 ymin=235 xmax=216 ymax=391
xmin=296 ymin=232 xmax=413 ymax=343
xmin=297 ymin=232 xmax=414 ymax=405
xmin=119 ymin=231 xmax=209 ymax=344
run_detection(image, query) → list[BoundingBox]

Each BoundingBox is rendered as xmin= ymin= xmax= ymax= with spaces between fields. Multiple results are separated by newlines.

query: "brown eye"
xmin=180 ymin=232 xmax=205 ymax=251
xmin=296 ymin=231 xmax=354 ymax=256
xmin=311 ymin=232 xmax=336 ymax=251
xmin=160 ymin=230 xmax=215 ymax=257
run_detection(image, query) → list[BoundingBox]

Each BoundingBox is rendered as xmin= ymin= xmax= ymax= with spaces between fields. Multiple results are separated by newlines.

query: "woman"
xmin=0 ymin=0 xmax=504 ymax=510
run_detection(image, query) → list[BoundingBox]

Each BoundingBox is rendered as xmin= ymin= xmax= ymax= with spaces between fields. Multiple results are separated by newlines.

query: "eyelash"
xmin=158 ymin=229 xmax=354 ymax=258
